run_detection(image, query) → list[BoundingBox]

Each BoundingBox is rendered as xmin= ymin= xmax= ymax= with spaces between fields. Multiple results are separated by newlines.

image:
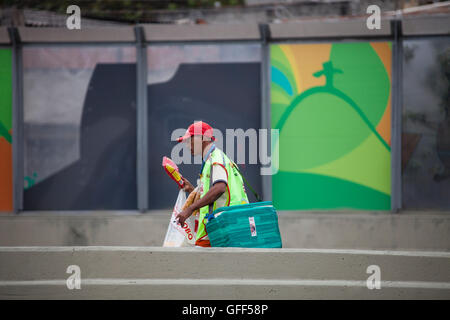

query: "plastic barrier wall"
xmin=271 ymin=42 xmax=392 ymax=210
xmin=22 ymin=46 xmax=138 ymax=210
xmin=402 ymin=38 xmax=450 ymax=209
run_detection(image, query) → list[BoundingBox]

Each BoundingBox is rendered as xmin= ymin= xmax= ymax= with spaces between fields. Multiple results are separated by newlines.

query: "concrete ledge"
xmin=18 ymin=27 xmax=136 ymax=43
xmin=0 ymin=27 xmax=10 ymax=44
xmin=0 ymin=247 xmax=449 ymax=299
xmin=3 ymin=281 xmax=450 ymax=300
xmin=1 ymin=246 xmax=450 ymax=281
xmin=142 ymin=23 xmax=260 ymax=42
xmin=269 ymin=18 xmax=391 ymax=39
xmin=278 ymin=211 xmax=450 ymax=251
xmin=1 ymin=211 xmax=449 ymax=251
xmin=402 ymin=15 xmax=450 ymax=36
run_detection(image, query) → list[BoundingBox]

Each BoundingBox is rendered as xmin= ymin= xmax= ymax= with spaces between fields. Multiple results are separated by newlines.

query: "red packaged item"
xmin=162 ymin=156 xmax=184 ymax=189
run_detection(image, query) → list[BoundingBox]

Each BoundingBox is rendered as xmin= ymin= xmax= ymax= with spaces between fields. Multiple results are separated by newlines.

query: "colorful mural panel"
xmin=0 ymin=49 xmax=13 ymax=212
xmin=271 ymin=42 xmax=392 ymax=210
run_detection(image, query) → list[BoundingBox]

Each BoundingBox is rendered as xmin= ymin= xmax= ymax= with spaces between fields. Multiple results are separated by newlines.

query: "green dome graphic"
xmin=279 ymin=91 xmax=373 ymax=171
xmin=271 ymin=42 xmax=392 ymax=210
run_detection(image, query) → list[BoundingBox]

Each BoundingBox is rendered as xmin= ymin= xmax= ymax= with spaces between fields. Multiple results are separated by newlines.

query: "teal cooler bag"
xmin=205 ymin=201 xmax=282 ymax=248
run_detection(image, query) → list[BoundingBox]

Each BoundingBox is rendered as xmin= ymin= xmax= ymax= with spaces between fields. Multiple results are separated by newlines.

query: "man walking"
xmin=175 ymin=121 xmax=249 ymax=247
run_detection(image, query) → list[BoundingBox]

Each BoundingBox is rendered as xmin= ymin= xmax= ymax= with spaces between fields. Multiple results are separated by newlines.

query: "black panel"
xmin=24 ymin=64 xmax=137 ymax=210
xmin=24 ymin=62 xmax=261 ymax=210
xmin=147 ymin=62 xmax=262 ymax=209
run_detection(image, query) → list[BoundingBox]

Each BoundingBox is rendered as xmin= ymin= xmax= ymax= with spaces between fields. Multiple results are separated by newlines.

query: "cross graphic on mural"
xmin=313 ymin=61 xmax=343 ymax=88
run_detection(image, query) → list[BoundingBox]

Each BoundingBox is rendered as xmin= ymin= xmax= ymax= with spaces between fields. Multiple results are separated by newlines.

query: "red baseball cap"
xmin=177 ymin=121 xmax=216 ymax=142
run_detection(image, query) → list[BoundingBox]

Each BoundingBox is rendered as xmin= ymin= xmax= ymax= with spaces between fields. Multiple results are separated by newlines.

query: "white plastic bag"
xmin=163 ymin=189 xmax=198 ymax=247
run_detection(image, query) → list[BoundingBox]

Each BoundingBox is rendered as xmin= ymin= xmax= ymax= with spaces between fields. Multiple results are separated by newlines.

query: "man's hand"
xmin=175 ymin=206 xmax=194 ymax=227
xmin=181 ymin=177 xmax=194 ymax=193
xmin=176 ymin=182 xmax=226 ymax=228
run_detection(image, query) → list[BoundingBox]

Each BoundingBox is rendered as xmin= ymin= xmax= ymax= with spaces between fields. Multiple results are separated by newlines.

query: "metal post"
xmin=391 ymin=19 xmax=403 ymax=212
xmin=135 ymin=26 xmax=149 ymax=212
xmin=259 ymin=24 xmax=272 ymax=201
xmin=8 ymin=27 xmax=24 ymax=213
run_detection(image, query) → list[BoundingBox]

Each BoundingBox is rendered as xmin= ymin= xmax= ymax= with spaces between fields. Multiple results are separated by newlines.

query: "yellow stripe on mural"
xmin=279 ymin=45 xmax=301 ymax=94
xmin=281 ymin=43 xmax=332 ymax=93
xmin=371 ymin=42 xmax=392 ymax=146
xmin=376 ymin=91 xmax=391 ymax=146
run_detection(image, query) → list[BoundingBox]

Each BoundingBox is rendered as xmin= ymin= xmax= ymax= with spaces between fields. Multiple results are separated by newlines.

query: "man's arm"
xmin=189 ymin=181 xmax=226 ymax=213
xmin=176 ymin=181 xmax=226 ymax=226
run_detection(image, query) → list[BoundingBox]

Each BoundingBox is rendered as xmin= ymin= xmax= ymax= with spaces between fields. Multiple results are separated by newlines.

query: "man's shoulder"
xmin=211 ymin=147 xmax=224 ymax=159
xmin=211 ymin=147 xmax=232 ymax=164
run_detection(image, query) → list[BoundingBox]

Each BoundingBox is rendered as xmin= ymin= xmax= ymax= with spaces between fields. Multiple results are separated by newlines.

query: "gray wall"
xmin=1 ymin=211 xmax=449 ymax=251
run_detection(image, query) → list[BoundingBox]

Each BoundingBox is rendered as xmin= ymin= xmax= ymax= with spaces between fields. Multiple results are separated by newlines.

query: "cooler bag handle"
xmin=230 ymin=160 xmax=262 ymax=202
xmin=205 ymin=159 xmax=263 ymax=222
xmin=208 ymin=162 xmax=214 ymax=215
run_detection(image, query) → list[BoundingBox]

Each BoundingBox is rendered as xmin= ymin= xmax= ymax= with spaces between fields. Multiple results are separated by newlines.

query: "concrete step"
xmin=1 ymin=211 xmax=450 ymax=251
xmin=1 ymin=247 xmax=449 ymax=299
